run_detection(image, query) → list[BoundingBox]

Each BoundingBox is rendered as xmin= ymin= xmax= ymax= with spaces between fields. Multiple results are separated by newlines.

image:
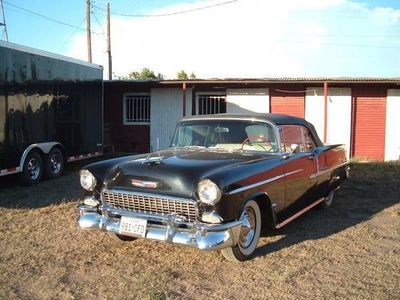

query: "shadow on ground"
xmin=254 ymin=162 xmax=400 ymax=258
xmin=0 ymin=154 xmax=131 ymax=209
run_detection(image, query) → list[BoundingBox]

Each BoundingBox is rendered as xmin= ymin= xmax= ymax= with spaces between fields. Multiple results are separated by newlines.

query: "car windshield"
xmin=171 ymin=120 xmax=279 ymax=152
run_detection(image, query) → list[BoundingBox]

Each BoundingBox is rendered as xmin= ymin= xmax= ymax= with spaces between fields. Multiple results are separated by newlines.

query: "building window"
xmin=124 ymin=94 xmax=150 ymax=124
xmin=197 ymin=94 xmax=226 ymax=115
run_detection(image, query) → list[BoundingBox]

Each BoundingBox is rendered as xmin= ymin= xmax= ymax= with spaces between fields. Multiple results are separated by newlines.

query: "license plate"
xmin=119 ymin=216 xmax=147 ymax=237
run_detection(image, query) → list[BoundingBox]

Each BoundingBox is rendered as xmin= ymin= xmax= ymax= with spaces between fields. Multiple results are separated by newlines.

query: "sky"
xmin=2 ymin=0 xmax=400 ymax=79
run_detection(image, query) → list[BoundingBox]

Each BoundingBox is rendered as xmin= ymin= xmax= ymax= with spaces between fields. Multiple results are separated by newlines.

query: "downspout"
xmin=182 ymin=82 xmax=186 ymax=117
xmin=323 ymin=81 xmax=328 ymax=144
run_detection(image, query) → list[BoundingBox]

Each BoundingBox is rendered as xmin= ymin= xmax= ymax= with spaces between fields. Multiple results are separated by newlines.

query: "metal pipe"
xmin=323 ymin=81 xmax=328 ymax=143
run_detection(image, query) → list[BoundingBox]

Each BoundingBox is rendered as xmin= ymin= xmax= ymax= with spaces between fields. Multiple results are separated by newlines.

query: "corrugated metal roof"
xmin=106 ymin=77 xmax=400 ymax=84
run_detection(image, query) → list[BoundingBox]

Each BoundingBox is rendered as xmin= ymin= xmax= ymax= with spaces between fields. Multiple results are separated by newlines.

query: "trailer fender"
xmin=19 ymin=142 xmax=64 ymax=171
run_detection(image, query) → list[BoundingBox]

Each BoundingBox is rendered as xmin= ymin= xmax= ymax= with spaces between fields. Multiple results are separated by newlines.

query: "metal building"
xmin=104 ymin=78 xmax=400 ymax=161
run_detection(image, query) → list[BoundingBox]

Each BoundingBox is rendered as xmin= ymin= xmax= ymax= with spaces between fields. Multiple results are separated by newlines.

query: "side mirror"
xmin=289 ymin=144 xmax=300 ymax=155
xmin=283 ymin=144 xmax=300 ymax=159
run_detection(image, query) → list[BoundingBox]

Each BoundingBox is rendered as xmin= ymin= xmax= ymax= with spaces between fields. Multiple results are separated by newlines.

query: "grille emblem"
xmin=131 ymin=179 xmax=159 ymax=189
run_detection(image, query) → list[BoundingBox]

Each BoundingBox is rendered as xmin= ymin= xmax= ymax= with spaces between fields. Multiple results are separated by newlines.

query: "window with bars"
xmin=197 ymin=94 xmax=226 ymax=115
xmin=124 ymin=94 xmax=151 ymax=124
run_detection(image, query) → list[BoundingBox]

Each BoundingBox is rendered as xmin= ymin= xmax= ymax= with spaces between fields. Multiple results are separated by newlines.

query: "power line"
xmin=91 ymin=10 xmax=105 ymax=34
xmin=0 ymin=0 xmax=8 ymax=41
xmin=92 ymin=0 xmax=238 ymax=17
xmin=3 ymin=0 xmax=103 ymax=35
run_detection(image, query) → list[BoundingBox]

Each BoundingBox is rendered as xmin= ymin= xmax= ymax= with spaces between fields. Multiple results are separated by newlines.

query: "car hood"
xmin=101 ymin=148 xmax=277 ymax=198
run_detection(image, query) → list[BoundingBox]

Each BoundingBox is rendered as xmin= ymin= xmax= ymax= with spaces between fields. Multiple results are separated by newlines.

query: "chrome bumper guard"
xmin=78 ymin=203 xmax=243 ymax=251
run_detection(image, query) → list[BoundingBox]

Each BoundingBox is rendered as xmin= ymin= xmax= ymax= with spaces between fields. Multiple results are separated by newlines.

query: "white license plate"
xmin=119 ymin=216 xmax=147 ymax=237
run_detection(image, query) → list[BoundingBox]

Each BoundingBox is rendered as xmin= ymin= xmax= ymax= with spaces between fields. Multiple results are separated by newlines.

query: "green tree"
xmin=176 ymin=70 xmax=196 ymax=80
xmin=119 ymin=68 xmax=164 ymax=80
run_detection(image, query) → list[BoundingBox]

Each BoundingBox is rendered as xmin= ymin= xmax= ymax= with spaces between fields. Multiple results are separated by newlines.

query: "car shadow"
xmin=0 ymin=154 xmax=130 ymax=209
xmin=253 ymin=162 xmax=400 ymax=258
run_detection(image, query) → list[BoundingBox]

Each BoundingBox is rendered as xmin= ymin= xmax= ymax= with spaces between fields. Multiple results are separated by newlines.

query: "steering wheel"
xmin=241 ymin=135 xmax=272 ymax=151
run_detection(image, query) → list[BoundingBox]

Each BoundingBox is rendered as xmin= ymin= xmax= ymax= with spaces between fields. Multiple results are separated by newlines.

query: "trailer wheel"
xmin=19 ymin=151 xmax=43 ymax=186
xmin=44 ymin=148 xmax=64 ymax=179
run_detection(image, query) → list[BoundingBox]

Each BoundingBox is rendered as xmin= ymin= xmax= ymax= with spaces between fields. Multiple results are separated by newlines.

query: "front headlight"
xmin=197 ymin=179 xmax=221 ymax=205
xmin=80 ymin=169 xmax=97 ymax=191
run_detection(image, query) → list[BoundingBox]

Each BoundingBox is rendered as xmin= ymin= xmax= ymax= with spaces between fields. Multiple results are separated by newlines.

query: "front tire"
xmin=108 ymin=232 xmax=136 ymax=242
xmin=19 ymin=151 xmax=43 ymax=186
xmin=44 ymin=148 xmax=64 ymax=179
xmin=221 ymin=200 xmax=261 ymax=262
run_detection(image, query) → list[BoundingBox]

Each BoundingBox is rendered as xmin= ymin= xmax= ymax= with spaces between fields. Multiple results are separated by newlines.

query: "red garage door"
xmin=270 ymin=90 xmax=305 ymax=118
xmin=352 ymin=89 xmax=386 ymax=161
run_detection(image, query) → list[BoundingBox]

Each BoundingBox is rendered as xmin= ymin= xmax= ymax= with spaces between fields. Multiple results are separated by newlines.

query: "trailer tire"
xmin=19 ymin=151 xmax=43 ymax=186
xmin=44 ymin=148 xmax=64 ymax=179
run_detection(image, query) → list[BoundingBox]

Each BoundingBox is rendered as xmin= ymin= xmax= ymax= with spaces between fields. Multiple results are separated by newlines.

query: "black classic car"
xmin=78 ymin=114 xmax=349 ymax=261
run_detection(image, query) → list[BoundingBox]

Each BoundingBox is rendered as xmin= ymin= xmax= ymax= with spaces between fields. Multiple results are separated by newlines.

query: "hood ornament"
xmin=142 ymin=155 xmax=163 ymax=165
xmin=131 ymin=179 xmax=159 ymax=189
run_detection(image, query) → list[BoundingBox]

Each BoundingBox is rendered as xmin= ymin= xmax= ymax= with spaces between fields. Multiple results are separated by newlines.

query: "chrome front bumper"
xmin=78 ymin=203 xmax=243 ymax=251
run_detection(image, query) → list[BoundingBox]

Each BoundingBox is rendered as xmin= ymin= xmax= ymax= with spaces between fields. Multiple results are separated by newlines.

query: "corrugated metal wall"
xmin=352 ymin=89 xmax=387 ymax=161
xmin=385 ymin=89 xmax=400 ymax=161
xmin=226 ymin=88 xmax=269 ymax=113
xmin=270 ymin=89 xmax=305 ymax=117
xmin=150 ymin=87 xmax=192 ymax=151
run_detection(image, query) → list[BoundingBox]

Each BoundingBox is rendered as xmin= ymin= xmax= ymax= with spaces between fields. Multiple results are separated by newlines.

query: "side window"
xmin=302 ymin=127 xmax=316 ymax=151
xmin=280 ymin=125 xmax=316 ymax=152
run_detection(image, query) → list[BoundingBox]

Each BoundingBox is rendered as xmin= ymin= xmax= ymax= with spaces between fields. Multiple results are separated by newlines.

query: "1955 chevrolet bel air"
xmin=78 ymin=113 xmax=349 ymax=261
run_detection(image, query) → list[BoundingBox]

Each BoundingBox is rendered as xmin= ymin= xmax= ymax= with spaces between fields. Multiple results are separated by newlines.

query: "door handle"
xmin=307 ymin=155 xmax=315 ymax=160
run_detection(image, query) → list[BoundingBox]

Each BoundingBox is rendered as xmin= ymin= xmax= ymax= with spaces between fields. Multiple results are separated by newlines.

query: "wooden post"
xmin=86 ymin=0 xmax=92 ymax=63
xmin=106 ymin=2 xmax=112 ymax=79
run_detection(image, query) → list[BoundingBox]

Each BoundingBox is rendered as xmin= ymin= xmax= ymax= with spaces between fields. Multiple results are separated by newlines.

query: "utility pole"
xmin=106 ymin=2 xmax=112 ymax=80
xmin=0 ymin=0 xmax=9 ymax=41
xmin=86 ymin=0 xmax=92 ymax=62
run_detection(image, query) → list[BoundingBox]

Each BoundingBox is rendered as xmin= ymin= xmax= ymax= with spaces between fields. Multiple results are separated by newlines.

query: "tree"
xmin=119 ymin=68 xmax=164 ymax=80
xmin=177 ymin=70 xmax=188 ymax=80
xmin=176 ymin=70 xmax=196 ymax=80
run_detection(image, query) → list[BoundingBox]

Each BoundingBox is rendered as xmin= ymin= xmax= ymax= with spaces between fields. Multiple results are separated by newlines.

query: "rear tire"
xmin=320 ymin=190 xmax=336 ymax=209
xmin=221 ymin=200 xmax=261 ymax=262
xmin=19 ymin=151 xmax=43 ymax=186
xmin=44 ymin=148 xmax=64 ymax=179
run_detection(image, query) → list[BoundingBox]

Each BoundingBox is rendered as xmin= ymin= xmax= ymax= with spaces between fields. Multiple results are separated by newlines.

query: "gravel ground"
xmin=0 ymin=161 xmax=399 ymax=299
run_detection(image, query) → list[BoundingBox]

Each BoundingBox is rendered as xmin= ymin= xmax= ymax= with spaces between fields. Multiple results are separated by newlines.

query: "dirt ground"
xmin=0 ymin=160 xmax=399 ymax=299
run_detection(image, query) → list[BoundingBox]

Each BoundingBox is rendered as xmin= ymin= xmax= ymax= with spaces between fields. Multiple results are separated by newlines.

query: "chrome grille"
xmin=102 ymin=190 xmax=197 ymax=222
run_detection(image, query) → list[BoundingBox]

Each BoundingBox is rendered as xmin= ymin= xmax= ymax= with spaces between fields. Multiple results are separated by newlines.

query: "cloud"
xmin=65 ymin=0 xmax=400 ymax=79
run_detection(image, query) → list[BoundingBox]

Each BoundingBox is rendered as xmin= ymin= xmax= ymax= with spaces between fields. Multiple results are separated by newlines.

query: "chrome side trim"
xmin=275 ymin=197 xmax=325 ymax=229
xmin=227 ymin=169 xmax=304 ymax=195
xmin=310 ymin=162 xmax=348 ymax=179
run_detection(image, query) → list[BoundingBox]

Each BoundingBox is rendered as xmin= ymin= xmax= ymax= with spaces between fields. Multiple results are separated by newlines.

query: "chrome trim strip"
xmin=310 ymin=162 xmax=348 ymax=179
xmin=227 ymin=169 xmax=303 ymax=195
xmin=275 ymin=197 xmax=325 ymax=229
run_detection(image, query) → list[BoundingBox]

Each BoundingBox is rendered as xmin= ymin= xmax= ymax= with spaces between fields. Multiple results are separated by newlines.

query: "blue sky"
xmin=2 ymin=0 xmax=400 ymax=79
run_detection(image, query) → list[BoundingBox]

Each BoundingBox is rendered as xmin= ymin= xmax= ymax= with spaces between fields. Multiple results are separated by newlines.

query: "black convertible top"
xmin=181 ymin=113 xmax=324 ymax=147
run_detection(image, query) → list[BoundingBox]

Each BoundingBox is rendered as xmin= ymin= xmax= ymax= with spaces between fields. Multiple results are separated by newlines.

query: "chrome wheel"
xmin=19 ymin=151 xmax=43 ymax=185
xmin=27 ymin=157 xmax=40 ymax=180
xmin=238 ymin=207 xmax=256 ymax=249
xmin=220 ymin=200 xmax=261 ymax=262
xmin=44 ymin=148 xmax=64 ymax=179
xmin=49 ymin=153 xmax=61 ymax=174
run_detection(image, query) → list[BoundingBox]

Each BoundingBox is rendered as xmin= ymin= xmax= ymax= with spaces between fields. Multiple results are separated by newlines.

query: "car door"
xmin=279 ymin=125 xmax=318 ymax=211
